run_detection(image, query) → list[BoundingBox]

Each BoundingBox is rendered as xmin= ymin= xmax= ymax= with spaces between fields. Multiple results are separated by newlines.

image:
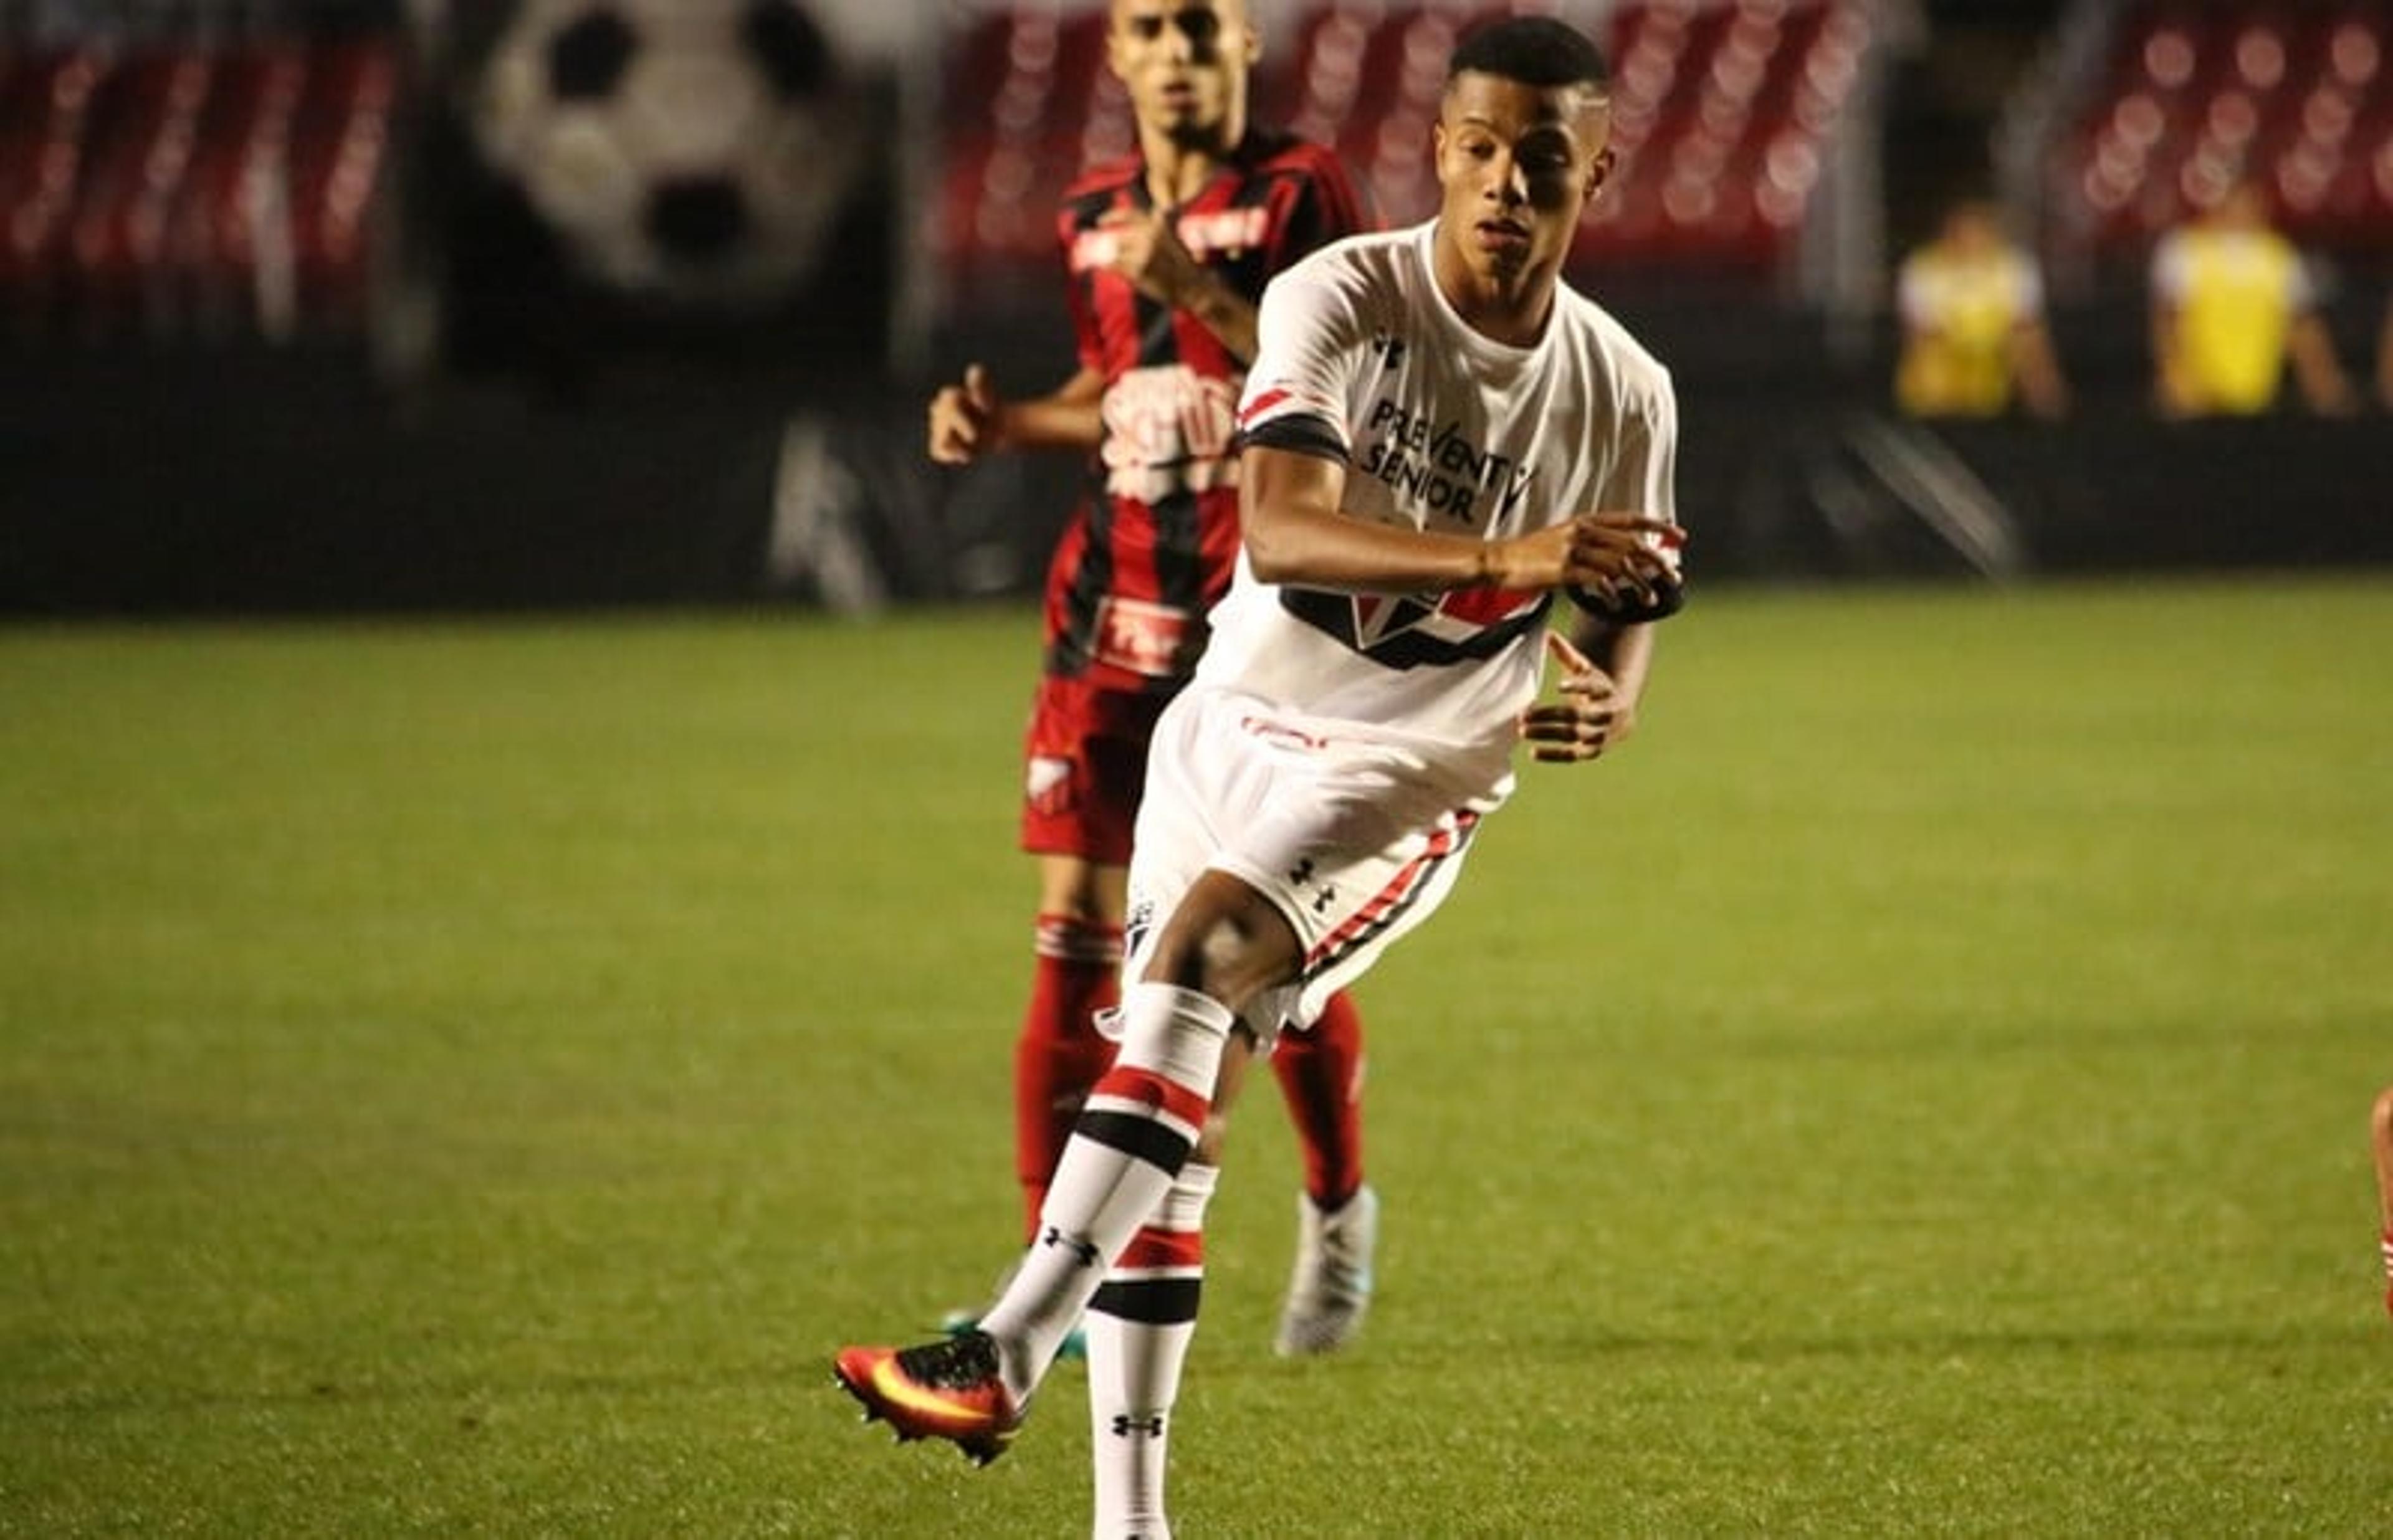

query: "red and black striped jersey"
xmin=1041 ymin=129 xmax=1368 ymax=695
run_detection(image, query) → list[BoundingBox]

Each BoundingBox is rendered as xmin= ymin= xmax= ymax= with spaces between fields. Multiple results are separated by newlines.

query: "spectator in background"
xmin=1893 ymin=197 xmax=2070 ymax=421
xmin=2148 ymin=181 xmax=2356 ymax=417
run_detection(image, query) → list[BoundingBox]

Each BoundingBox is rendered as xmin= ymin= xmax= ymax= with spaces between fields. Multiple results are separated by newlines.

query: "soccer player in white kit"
xmin=838 ymin=18 xmax=1683 ymax=1536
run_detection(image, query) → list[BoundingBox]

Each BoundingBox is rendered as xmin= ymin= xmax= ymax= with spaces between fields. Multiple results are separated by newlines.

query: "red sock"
xmin=1272 ymin=989 xmax=1367 ymax=1210
xmin=1015 ymin=915 xmax=1122 ymax=1240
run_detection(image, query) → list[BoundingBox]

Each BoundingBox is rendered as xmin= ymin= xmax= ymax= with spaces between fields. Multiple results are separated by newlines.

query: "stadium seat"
xmin=0 ymin=30 xmax=398 ymax=338
xmin=1576 ymin=1 xmax=1869 ymax=274
xmin=924 ymin=1 xmax=1873 ymax=290
xmin=0 ymin=48 xmax=118 ymax=318
xmin=934 ymin=7 xmax=1115 ymax=283
xmin=63 ymin=52 xmax=217 ymax=328
xmin=2051 ymin=0 xmax=2393 ymax=259
xmin=287 ymin=38 xmax=399 ymax=321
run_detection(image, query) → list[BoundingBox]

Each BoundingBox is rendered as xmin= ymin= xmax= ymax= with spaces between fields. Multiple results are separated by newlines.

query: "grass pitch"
xmin=2 ymin=578 xmax=2389 ymax=1536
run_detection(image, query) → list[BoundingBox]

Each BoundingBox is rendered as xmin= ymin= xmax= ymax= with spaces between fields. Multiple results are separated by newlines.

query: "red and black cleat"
xmin=833 ymin=1329 xmax=1023 ymax=1468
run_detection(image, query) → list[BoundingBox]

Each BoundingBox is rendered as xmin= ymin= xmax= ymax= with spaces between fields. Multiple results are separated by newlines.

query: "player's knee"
xmin=1036 ymin=855 xmax=1126 ymax=929
xmin=1142 ymin=908 xmax=1240 ymax=991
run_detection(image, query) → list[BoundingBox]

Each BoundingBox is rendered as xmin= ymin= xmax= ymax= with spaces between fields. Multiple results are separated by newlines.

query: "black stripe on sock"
xmin=1074 ymin=1110 xmax=1193 ymax=1174
xmin=1091 ymin=1276 xmax=1203 ymax=1325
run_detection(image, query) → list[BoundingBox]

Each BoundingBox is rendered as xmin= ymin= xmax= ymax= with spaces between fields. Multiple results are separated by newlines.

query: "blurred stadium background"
xmin=3 ymin=0 xmax=2391 ymax=615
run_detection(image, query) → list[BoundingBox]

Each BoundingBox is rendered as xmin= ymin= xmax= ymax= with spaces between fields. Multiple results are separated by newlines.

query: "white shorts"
xmin=1122 ymin=684 xmax=1501 ymax=1047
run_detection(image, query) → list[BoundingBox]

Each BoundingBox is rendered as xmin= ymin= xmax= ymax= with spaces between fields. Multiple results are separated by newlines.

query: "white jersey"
xmin=1216 ymin=221 xmax=1679 ymax=799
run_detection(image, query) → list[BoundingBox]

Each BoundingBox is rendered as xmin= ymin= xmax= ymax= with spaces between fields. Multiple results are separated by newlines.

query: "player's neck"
xmin=1431 ymin=239 xmax=1560 ymax=349
xmin=1137 ymin=116 xmax=1244 ymax=209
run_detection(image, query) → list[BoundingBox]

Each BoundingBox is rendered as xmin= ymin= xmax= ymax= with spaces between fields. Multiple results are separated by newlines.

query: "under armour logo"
xmin=1111 ymin=1413 xmax=1166 ymax=1438
xmin=1289 ymin=858 xmax=1316 ymax=885
xmin=1372 ymin=331 xmax=1407 ymax=369
xmin=1041 ymin=1225 xmax=1101 ymax=1268
xmin=1311 ymin=884 xmax=1337 ymax=915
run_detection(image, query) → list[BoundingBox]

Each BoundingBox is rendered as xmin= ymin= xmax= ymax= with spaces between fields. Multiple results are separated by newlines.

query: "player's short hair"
xmin=1446 ymin=16 xmax=1610 ymax=95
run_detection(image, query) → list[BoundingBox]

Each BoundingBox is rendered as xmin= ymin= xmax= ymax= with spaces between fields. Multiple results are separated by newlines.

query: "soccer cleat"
xmin=1273 ymin=1183 xmax=1378 ymax=1357
xmin=831 ymin=1331 xmax=1023 ymax=1466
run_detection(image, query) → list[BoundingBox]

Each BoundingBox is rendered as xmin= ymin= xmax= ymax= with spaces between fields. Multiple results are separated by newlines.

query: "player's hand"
xmin=927 ymin=363 xmax=1004 ymax=464
xmin=1491 ymin=514 xmax=1679 ymax=597
xmin=1098 ymin=206 xmax=1207 ymax=307
xmin=1520 ymin=630 xmax=1632 ymax=763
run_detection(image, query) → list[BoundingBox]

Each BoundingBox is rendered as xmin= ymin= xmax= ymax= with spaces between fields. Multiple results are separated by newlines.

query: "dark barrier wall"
xmin=4 ymin=339 xmax=2391 ymax=616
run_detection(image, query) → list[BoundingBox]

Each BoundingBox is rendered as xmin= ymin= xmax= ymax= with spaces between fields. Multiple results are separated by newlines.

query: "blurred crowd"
xmin=1894 ymin=180 xmax=2393 ymax=421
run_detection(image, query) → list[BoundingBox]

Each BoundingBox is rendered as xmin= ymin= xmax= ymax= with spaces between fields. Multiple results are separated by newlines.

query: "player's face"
xmin=1433 ymin=72 xmax=1613 ymax=290
xmin=1107 ymin=0 xmax=1259 ymax=149
xmin=1944 ymin=204 xmax=1999 ymax=256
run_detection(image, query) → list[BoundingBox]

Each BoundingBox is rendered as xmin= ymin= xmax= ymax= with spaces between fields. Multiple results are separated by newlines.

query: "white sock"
xmin=980 ymin=984 xmax=1230 ymax=1405
xmin=1087 ymin=1161 xmax=1215 ymax=1540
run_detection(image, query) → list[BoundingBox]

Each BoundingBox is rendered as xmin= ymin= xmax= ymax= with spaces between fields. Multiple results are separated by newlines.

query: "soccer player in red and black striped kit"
xmin=924 ymin=0 xmax=1378 ymax=1391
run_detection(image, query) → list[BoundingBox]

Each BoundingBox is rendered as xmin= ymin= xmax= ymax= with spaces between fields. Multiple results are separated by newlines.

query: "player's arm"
xmin=1101 ymin=208 xmax=1258 ymax=363
xmin=1239 ymin=442 xmax=1672 ymax=596
xmin=2286 ymin=310 xmax=2357 ymax=416
xmin=2147 ymin=239 xmax=2197 ymax=416
xmin=2008 ymin=318 xmax=2071 ymax=420
xmin=1522 ymin=378 xmax=1679 ymax=763
xmin=1521 ymin=620 xmax=1656 ymax=763
xmin=927 ymin=364 xmax=1106 ymax=463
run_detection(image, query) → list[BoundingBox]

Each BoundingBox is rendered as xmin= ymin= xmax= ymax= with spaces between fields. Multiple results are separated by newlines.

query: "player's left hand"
xmin=1098 ymin=206 xmax=1206 ymax=307
xmin=1521 ymin=631 xmax=1633 ymax=763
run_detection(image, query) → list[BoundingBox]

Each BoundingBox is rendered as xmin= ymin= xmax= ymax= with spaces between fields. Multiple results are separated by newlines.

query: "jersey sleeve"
xmin=2009 ymin=250 xmax=2047 ymax=319
xmin=1896 ymin=255 xmax=1934 ymax=330
xmin=2281 ymin=242 xmax=2318 ymax=311
xmin=2151 ymin=231 xmax=2191 ymax=305
xmin=1597 ymin=369 xmax=1680 ymax=528
xmin=1235 ymin=255 xmax=1368 ymax=463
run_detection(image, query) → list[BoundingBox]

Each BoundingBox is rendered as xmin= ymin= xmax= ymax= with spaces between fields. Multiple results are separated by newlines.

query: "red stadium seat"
xmin=0 ymin=33 xmax=400 ymax=337
xmin=2050 ymin=0 xmax=2393 ymax=259
xmin=1577 ymin=1 xmax=1868 ymax=275
xmin=924 ymin=2 xmax=1869 ymax=290
xmin=287 ymin=39 xmax=400 ymax=323
xmin=935 ymin=7 xmax=1114 ymax=283
xmin=0 ymin=49 xmax=118 ymax=318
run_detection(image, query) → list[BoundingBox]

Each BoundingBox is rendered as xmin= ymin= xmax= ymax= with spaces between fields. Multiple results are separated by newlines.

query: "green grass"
xmin=2 ymin=579 xmax=2389 ymax=1536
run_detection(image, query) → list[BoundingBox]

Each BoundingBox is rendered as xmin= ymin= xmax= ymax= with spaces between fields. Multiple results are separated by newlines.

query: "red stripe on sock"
xmin=1089 ymin=1063 xmax=1210 ymax=1134
xmin=1119 ymin=1224 xmax=1204 ymax=1271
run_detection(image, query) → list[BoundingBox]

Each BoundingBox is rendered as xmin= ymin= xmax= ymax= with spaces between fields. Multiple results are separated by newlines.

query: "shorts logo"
xmin=1111 ymin=1414 xmax=1166 ymax=1438
xmin=1288 ymin=858 xmax=1336 ymax=915
xmin=1092 ymin=596 xmax=1195 ymax=679
xmin=1026 ymin=756 xmax=1075 ymax=817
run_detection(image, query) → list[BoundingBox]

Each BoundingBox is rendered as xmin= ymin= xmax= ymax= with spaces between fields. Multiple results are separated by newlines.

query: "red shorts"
xmin=1021 ymin=675 xmax=1175 ymax=865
